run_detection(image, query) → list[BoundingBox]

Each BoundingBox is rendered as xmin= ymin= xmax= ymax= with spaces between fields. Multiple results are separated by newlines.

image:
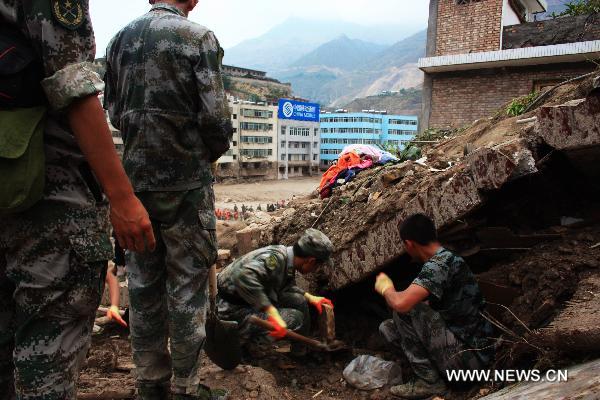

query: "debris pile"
xmin=237 ymin=73 xmax=600 ymax=367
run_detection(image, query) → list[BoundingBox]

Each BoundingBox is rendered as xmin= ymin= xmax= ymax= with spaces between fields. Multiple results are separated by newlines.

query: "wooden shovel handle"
xmin=247 ymin=315 xmax=326 ymax=350
xmin=209 ymin=265 xmax=217 ymax=312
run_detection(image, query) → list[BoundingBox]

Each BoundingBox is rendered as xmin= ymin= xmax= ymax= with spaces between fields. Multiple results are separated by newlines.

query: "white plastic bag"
xmin=343 ymin=354 xmax=403 ymax=390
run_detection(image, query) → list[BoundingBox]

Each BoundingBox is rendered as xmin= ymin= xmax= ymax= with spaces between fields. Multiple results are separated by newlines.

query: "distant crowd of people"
xmin=215 ymin=200 xmax=287 ymax=221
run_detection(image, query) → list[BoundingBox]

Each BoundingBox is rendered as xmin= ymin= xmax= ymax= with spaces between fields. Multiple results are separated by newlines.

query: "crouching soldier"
xmin=375 ymin=214 xmax=494 ymax=399
xmin=217 ymin=229 xmax=333 ymax=355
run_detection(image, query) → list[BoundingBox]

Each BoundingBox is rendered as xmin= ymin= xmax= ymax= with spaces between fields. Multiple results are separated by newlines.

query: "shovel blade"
xmin=205 ymin=315 xmax=242 ymax=370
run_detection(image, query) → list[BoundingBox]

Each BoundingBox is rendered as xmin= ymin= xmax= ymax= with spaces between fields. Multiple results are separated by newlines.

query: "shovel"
xmin=248 ymin=315 xmax=347 ymax=352
xmin=204 ymin=265 xmax=242 ymax=370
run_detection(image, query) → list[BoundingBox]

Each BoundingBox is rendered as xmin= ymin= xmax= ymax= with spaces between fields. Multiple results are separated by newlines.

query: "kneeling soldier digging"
xmin=376 ymin=214 xmax=494 ymax=399
xmin=217 ymin=229 xmax=333 ymax=355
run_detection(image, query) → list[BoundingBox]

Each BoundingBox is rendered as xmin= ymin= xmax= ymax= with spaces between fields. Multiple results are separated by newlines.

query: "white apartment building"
xmin=217 ymin=99 xmax=279 ymax=180
xmin=278 ymin=119 xmax=320 ymax=179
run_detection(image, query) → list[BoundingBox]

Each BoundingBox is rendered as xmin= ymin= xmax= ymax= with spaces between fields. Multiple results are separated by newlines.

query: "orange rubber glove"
xmin=375 ymin=273 xmax=394 ymax=296
xmin=107 ymin=305 xmax=128 ymax=327
xmin=265 ymin=305 xmax=287 ymax=340
xmin=304 ymin=293 xmax=334 ymax=314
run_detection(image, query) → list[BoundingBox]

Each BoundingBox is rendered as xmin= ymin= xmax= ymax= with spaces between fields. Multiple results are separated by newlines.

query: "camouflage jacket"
xmin=217 ymin=246 xmax=304 ymax=311
xmin=0 ymin=1 xmax=112 ymax=254
xmin=0 ymin=1 xmax=104 ymax=112
xmin=413 ymin=247 xmax=494 ymax=362
xmin=104 ymin=3 xmax=233 ymax=192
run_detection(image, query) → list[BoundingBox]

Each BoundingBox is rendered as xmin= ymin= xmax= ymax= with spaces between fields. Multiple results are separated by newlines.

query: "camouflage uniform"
xmin=0 ymin=1 xmax=112 ymax=399
xmin=217 ymin=246 xmax=310 ymax=342
xmin=379 ymin=248 xmax=494 ymax=384
xmin=104 ymin=3 xmax=232 ymax=397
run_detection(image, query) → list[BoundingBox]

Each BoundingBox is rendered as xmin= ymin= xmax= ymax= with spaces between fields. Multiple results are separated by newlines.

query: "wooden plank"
xmin=318 ymin=305 xmax=336 ymax=343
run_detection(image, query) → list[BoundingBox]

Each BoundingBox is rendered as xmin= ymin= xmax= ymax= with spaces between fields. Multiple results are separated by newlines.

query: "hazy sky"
xmin=90 ymin=1 xmax=429 ymax=57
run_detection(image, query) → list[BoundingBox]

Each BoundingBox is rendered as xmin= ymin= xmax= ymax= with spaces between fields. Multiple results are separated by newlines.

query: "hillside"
xmin=291 ymin=35 xmax=387 ymax=70
xmin=224 ymin=17 xmax=419 ymax=72
xmin=339 ymin=87 xmax=422 ymax=117
xmin=222 ymin=75 xmax=291 ymax=103
xmin=275 ymin=29 xmax=426 ymax=106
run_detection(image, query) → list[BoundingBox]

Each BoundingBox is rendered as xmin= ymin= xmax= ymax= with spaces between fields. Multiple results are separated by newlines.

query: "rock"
xmin=244 ymin=379 xmax=259 ymax=391
xmin=282 ymin=208 xmax=296 ymax=218
xmin=249 ymin=391 xmax=259 ymax=398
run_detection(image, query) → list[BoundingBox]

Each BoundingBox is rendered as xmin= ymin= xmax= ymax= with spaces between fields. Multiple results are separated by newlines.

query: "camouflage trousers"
xmin=0 ymin=183 xmax=112 ymax=399
xmin=216 ymin=289 xmax=310 ymax=344
xmin=379 ymin=303 xmax=485 ymax=384
xmin=127 ymin=188 xmax=217 ymax=397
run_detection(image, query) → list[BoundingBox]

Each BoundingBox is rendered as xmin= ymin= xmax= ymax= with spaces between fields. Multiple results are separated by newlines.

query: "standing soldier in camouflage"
xmin=375 ymin=214 xmax=494 ymax=399
xmin=217 ymin=229 xmax=334 ymax=354
xmin=0 ymin=1 xmax=155 ymax=399
xmin=104 ymin=1 xmax=233 ymax=399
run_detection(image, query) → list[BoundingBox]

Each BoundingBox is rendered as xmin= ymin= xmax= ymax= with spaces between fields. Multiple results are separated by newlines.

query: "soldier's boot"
xmin=389 ymin=378 xmax=447 ymax=399
xmin=172 ymin=384 xmax=229 ymax=400
xmin=136 ymin=383 xmax=170 ymax=400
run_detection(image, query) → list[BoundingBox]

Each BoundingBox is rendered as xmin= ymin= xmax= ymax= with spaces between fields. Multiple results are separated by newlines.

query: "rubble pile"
xmin=235 ymin=73 xmax=600 ymax=365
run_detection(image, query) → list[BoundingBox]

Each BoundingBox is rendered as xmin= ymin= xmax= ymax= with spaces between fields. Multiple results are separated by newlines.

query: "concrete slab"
xmin=480 ymin=359 xmax=600 ymax=400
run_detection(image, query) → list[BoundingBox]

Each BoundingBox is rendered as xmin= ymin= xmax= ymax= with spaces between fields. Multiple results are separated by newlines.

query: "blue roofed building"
xmin=319 ymin=111 xmax=418 ymax=169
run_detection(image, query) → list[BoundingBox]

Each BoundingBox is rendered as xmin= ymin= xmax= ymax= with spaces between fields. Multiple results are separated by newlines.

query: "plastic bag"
xmin=343 ymin=354 xmax=403 ymax=390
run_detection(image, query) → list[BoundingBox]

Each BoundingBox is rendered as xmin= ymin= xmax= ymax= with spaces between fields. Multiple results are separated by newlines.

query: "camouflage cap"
xmin=297 ymin=228 xmax=333 ymax=261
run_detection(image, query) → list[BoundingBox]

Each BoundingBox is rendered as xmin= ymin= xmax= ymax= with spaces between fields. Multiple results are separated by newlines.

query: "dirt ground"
xmin=214 ymin=177 xmax=320 ymax=210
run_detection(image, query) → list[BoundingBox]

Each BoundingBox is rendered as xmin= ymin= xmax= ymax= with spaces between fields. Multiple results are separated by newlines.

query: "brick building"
xmin=419 ymin=0 xmax=600 ymax=129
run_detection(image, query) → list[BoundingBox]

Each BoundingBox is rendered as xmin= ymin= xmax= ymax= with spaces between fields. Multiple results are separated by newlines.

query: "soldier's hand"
xmin=107 ymin=305 xmax=128 ymax=327
xmin=375 ymin=273 xmax=394 ymax=296
xmin=110 ymin=194 xmax=156 ymax=253
xmin=304 ymin=293 xmax=334 ymax=314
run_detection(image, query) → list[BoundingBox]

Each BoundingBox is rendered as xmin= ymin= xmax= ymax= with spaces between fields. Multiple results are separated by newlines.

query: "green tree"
xmin=552 ymin=0 xmax=600 ymax=17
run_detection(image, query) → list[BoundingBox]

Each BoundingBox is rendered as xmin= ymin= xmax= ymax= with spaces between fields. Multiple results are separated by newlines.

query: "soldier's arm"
xmin=194 ymin=31 xmax=233 ymax=162
xmin=103 ymin=45 xmax=120 ymax=130
xmin=234 ymin=261 xmax=272 ymax=311
xmin=383 ymin=284 xmax=430 ymax=314
xmin=22 ymin=2 xmax=155 ymax=253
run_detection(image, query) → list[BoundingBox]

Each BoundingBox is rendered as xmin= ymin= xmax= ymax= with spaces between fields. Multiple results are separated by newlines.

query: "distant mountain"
xmin=339 ymin=87 xmax=423 ymax=117
xmin=291 ymin=35 xmax=388 ymax=70
xmin=224 ymin=17 xmax=423 ymax=72
xmin=367 ymin=29 xmax=427 ymax=70
xmin=274 ymin=29 xmax=427 ymax=106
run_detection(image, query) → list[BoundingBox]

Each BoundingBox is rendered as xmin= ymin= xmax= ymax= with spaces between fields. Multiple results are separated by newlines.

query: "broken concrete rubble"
xmin=242 ymin=74 xmax=600 ymax=293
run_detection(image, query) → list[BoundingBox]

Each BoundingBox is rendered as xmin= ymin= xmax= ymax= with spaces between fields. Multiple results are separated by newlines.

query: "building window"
xmin=232 ymin=114 xmax=237 ymax=119
xmin=281 ymin=154 xmax=285 ymax=161
xmin=240 ymin=149 xmax=272 ymax=158
xmin=314 ymin=128 xmax=318 ymax=136
xmin=233 ymin=155 xmax=237 ymax=160
xmin=233 ymin=141 xmax=237 ymax=146
xmin=240 ymin=122 xmax=273 ymax=131
xmin=313 ymin=154 xmax=317 ymax=161
xmin=241 ymin=108 xmax=274 ymax=119
xmin=241 ymin=136 xmax=273 ymax=144
xmin=289 ymin=127 xmax=310 ymax=136
xmin=281 ymin=141 xmax=286 ymax=148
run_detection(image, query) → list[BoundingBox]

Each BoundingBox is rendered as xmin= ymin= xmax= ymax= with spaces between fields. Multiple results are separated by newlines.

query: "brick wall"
xmin=429 ymin=62 xmax=596 ymax=128
xmin=436 ymin=0 xmax=504 ymax=56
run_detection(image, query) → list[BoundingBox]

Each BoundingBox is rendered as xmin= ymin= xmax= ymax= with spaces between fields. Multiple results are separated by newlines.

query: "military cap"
xmin=297 ymin=228 xmax=333 ymax=260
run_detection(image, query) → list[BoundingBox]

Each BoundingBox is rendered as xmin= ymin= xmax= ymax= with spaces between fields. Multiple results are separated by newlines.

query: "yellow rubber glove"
xmin=304 ymin=293 xmax=334 ymax=314
xmin=107 ymin=305 xmax=128 ymax=327
xmin=375 ymin=273 xmax=394 ymax=296
xmin=265 ymin=305 xmax=287 ymax=329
